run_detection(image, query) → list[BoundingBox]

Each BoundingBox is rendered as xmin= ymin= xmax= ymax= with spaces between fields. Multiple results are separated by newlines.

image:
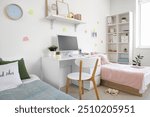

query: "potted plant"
xmin=124 ymin=48 xmax=127 ymax=52
xmin=48 ymin=45 xmax=58 ymax=51
xmin=132 ymin=54 xmax=144 ymax=66
xmin=55 ymin=51 xmax=61 ymax=59
xmin=48 ymin=45 xmax=58 ymax=57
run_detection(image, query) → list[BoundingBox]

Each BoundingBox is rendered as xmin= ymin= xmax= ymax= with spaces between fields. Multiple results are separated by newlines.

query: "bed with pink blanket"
xmin=101 ymin=63 xmax=150 ymax=96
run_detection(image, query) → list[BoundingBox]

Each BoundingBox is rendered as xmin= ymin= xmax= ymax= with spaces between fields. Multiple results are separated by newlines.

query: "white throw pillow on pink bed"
xmin=99 ymin=54 xmax=110 ymax=65
xmin=0 ymin=62 xmax=22 ymax=91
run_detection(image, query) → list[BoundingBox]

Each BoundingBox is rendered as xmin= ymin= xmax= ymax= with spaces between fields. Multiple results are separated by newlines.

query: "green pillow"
xmin=0 ymin=58 xmax=30 ymax=80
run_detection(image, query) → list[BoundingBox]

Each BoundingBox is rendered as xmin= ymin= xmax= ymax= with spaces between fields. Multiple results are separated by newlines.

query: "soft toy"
xmin=67 ymin=12 xmax=74 ymax=18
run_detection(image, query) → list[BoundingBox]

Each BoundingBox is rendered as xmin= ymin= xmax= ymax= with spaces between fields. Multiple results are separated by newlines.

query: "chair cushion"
xmin=67 ymin=72 xmax=91 ymax=80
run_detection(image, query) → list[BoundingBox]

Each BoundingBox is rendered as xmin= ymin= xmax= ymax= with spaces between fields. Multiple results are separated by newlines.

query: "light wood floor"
xmin=61 ymin=84 xmax=150 ymax=100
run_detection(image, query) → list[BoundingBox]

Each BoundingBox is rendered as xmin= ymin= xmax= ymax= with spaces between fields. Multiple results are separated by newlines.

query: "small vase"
xmin=49 ymin=51 xmax=56 ymax=57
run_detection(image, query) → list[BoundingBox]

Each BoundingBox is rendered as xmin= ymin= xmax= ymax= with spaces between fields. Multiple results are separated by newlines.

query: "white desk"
xmin=42 ymin=54 xmax=101 ymax=89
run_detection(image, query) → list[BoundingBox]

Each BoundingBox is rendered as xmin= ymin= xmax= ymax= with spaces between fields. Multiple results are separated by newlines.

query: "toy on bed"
xmin=0 ymin=58 xmax=75 ymax=100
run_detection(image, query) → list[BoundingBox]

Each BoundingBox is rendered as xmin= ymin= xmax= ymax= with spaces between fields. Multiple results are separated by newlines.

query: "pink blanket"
xmin=101 ymin=64 xmax=144 ymax=90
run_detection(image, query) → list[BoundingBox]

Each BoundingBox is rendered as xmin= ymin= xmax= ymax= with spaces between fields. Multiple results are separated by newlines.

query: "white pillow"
xmin=99 ymin=54 xmax=110 ymax=65
xmin=0 ymin=62 xmax=22 ymax=91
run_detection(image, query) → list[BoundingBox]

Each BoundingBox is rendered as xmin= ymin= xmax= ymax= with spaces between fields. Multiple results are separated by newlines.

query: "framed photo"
xmin=56 ymin=1 xmax=69 ymax=17
xmin=46 ymin=0 xmax=57 ymax=16
xmin=107 ymin=16 xmax=112 ymax=24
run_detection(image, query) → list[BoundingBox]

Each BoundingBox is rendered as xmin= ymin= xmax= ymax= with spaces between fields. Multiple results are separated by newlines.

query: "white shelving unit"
xmin=46 ymin=15 xmax=85 ymax=31
xmin=106 ymin=12 xmax=133 ymax=64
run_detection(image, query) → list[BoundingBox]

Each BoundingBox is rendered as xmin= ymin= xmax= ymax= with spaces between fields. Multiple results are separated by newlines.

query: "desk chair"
xmin=66 ymin=57 xmax=100 ymax=100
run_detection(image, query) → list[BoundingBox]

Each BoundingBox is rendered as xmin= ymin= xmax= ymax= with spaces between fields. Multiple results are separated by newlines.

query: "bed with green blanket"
xmin=0 ymin=75 xmax=75 ymax=100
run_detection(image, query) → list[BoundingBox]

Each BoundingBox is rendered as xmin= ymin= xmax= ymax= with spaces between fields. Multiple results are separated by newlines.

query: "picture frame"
xmin=107 ymin=16 xmax=112 ymax=24
xmin=46 ymin=0 xmax=57 ymax=16
xmin=56 ymin=1 xmax=69 ymax=17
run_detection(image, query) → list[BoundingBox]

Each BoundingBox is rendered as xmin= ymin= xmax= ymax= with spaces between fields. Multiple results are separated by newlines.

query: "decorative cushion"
xmin=0 ymin=62 xmax=22 ymax=91
xmin=99 ymin=54 xmax=110 ymax=65
xmin=0 ymin=58 xmax=30 ymax=80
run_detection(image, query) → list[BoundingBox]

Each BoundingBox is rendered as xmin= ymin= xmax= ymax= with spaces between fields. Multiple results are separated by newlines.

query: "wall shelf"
xmin=46 ymin=15 xmax=85 ymax=31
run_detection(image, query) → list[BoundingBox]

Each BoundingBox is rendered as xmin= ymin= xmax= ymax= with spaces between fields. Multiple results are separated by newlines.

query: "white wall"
xmin=110 ymin=0 xmax=150 ymax=66
xmin=110 ymin=0 xmax=135 ymax=15
xmin=0 ymin=0 xmax=110 ymax=76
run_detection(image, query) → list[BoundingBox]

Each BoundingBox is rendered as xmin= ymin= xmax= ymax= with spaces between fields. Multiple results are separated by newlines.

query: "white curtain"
xmin=139 ymin=0 xmax=150 ymax=4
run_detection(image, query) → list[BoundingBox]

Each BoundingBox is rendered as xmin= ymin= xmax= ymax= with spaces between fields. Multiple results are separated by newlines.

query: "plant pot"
xmin=138 ymin=63 xmax=141 ymax=66
xmin=49 ymin=51 xmax=56 ymax=57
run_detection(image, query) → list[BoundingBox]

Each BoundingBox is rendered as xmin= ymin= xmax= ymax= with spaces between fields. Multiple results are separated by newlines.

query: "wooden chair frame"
xmin=66 ymin=58 xmax=100 ymax=100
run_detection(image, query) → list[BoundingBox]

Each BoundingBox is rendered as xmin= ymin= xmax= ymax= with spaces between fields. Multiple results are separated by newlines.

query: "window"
xmin=139 ymin=0 xmax=150 ymax=48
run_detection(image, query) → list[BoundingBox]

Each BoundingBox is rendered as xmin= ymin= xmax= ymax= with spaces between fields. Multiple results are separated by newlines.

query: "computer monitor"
xmin=57 ymin=35 xmax=79 ymax=51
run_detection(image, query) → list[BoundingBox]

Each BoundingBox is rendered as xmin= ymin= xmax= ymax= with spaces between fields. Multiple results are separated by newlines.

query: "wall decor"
xmin=121 ymin=33 xmax=128 ymax=43
xmin=67 ymin=12 xmax=74 ymax=18
xmin=28 ymin=9 xmax=34 ymax=15
xmin=84 ymin=30 xmax=87 ymax=33
xmin=91 ymin=28 xmax=97 ymax=38
xmin=57 ymin=0 xmax=69 ymax=17
xmin=107 ymin=16 xmax=113 ymax=24
xmin=46 ymin=0 xmax=57 ymax=16
xmin=62 ymin=27 xmax=67 ymax=32
xmin=5 ymin=4 xmax=23 ymax=20
xmin=121 ymin=17 xmax=127 ymax=23
xmin=74 ymin=14 xmax=82 ymax=20
xmin=22 ymin=36 xmax=29 ymax=42
xmin=91 ymin=31 xmax=97 ymax=38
